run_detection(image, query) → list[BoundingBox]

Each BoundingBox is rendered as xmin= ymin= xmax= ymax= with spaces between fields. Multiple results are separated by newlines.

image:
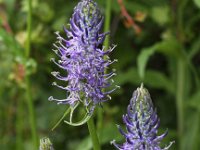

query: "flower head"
xmin=49 ymin=0 xmax=117 ymax=119
xmin=39 ymin=137 xmax=54 ymax=150
xmin=111 ymin=84 xmax=174 ymax=150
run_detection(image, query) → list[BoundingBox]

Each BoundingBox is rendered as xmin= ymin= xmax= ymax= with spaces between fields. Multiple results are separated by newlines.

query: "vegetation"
xmin=0 ymin=0 xmax=200 ymax=149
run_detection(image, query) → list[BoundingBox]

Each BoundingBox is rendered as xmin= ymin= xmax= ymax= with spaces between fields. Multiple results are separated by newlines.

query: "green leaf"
xmin=114 ymin=68 xmax=174 ymax=94
xmin=145 ymin=70 xmax=175 ymax=94
xmin=193 ymin=0 xmax=200 ymax=8
xmin=156 ymin=38 xmax=181 ymax=57
xmin=189 ymin=36 xmax=200 ymax=59
xmin=0 ymin=28 xmax=24 ymax=57
xmin=114 ymin=68 xmax=140 ymax=86
xmin=35 ymin=2 xmax=54 ymax=22
xmin=187 ymin=92 xmax=200 ymax=111
xmin=74 ymin=136 xmax=91 ymax=150
xmin=184 ymin=112 xmax=200 ymax=150
xmin=137 ymin=39 xmax=181 ymax=79
xmin=151 ymin=6 xmax=170 ymax=26
xmin=137 ymin=45 xmax=156 ymax=79
xmin=21 ymin=0 xmax=38 ymax=12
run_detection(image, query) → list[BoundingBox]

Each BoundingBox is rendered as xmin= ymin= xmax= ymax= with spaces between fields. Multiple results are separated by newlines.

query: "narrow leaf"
xmin=193 ymin=0 xmax=200 ymax=8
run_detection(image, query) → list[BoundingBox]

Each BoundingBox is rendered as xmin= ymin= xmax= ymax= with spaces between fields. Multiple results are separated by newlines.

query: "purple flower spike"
xmin=111 ymin=84 xmax=174 ymax=150
xmin=49 ymin=0 xmax=117 ymax=122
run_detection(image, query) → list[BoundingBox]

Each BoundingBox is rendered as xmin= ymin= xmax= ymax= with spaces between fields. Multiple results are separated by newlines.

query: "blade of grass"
xmin=25 ymin=0 xmax=38 ymax=148
xmin=16 ymin=96 xmax=24 ymax=150
xmin=176 ymin=59 xmax=185 ymax=150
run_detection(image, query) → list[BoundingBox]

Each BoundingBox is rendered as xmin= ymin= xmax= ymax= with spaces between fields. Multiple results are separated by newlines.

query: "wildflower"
xmin=39 ymin=137 xmax=54 ymax=150
xmin=49 ymin=0 xmax=117 ymax=121
xmin=111 ymin=84 xmax=174 ymax=150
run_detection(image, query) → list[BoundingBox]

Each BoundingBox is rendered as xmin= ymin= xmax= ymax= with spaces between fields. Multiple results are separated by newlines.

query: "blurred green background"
xmin=0 ymin=0 xmax=200 ymax=149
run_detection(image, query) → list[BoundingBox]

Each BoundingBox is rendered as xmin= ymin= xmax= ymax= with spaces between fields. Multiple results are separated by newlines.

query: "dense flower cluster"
xmin=111 ymin=85 xmax=174 ymax=150
xmin=49 ymin=0 xmax=117 ymax=113
xmin=39 ymin=138 xmax=54 ymax=150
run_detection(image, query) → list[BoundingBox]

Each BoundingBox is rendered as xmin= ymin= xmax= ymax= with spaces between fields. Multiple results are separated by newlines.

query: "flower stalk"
xmin=176 ymin=59 xmax=185 ymax=150
xmin=25 ymin=0 xmax=38 ymax=148
xmin=87 ymin=117 xmax=101 ymax=150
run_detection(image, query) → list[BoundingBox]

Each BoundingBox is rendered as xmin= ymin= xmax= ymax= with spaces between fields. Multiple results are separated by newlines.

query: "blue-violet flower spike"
xmin=111 ymin=84 xmax=174 ymax=150
xmin=49 ymin=0 xmax=117 ymax=115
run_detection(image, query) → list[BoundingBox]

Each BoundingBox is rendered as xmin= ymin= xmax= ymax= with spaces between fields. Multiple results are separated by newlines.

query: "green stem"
xmin=177 ymin=0 xmax=189 ymax=40
xmin=103 ymin=0 xmax=112 ymax=49
xmin=97 ymin=0 xmax=112 ymax=131
xmin=176 ymin=59 xmax=185 ymax=150
xmin=87 ymin=118 xmax=101 ymax=150
xmin=176 ymin=0 xmax=188 ymax=149
xmin=16 ymin=95 xmax=24 ymax=150
xmin=51 ymin=107 xmax=70 ymax=131
xmin=26 ymin=0 xmax=32 ymax=58
xmin=97 ymin=107 xmax=103 ymax=131
xmin=25 ymin=77 xmax=38 ymax=148
xmin=25 ymin=0 xmax=38 ymax=148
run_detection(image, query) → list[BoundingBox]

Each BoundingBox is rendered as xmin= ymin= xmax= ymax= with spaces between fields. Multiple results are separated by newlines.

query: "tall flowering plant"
xmin=48 ymin=0 xmax=173 ymax=150
xmin=112 ymin=84 xmax=174 ymax=150
xmin=49 ymin=0 xmax=117 ymax=126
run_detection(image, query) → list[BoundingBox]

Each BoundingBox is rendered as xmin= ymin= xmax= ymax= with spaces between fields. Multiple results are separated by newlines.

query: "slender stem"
xmin=176 ymin=0 xmax=188 ymax=149
xmin=26 ymin=0 xmax=32 ymax=58
xmin=87 ymin=117 xmax=101 ymax=150
xmin=103 ymin=0 xmax=112 ymax=49
xmin=25 ymin=77 xmax=38 ymax=148
xmin=97 ymin=0 xmax=112 ymax=131
xmin=97 ymin=107 xmax=103 ymax=131
xmin=16 ymin=95 xmax=24 ymax=150
xmin=25 ymin=0 xmax=38 ymax=148
xmin=176 ymin=59 xmax=185 ymax=150
xmin=51 ymin=107 xmax=70 ymax=131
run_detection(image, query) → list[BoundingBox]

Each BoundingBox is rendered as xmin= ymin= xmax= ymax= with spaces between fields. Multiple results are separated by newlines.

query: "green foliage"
xmin=137 ymin=38 xmax=181 ymax=79
xmin=151 ymin=5 xmax=170 ymax=26
xmin=187 ymin=92 xmax=200 ymax=111
xmin=193 ymin=0 xmax=200 ymax=8
xmin=1 ymin=0 xmax=200 ymax=149
xmin=75 ymin=123 xmax=122 ymax=150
